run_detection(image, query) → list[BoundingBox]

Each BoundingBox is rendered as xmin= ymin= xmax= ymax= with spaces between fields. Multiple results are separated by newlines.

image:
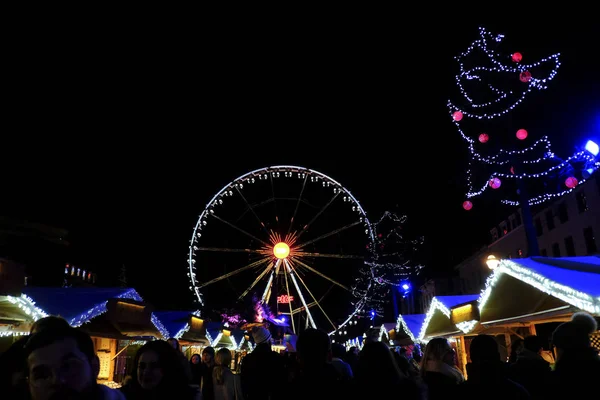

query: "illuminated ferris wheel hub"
xmin=273 ymin=242 xmax=290 ymax=259
xmin=187 ymin=165 xmax=375 ymax=335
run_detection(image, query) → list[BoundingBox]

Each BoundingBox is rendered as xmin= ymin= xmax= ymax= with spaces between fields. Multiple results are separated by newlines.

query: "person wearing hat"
xmin=551 ymin=312 xmax=600 ymax=392
xmin=251 ymin=325 xmax=272 ymax=345
xmin=240 ymin=325 xmax=285 ymax=400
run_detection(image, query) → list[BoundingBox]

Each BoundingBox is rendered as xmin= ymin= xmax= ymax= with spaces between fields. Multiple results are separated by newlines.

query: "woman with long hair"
xmin=120 ymin=340 xmax=199 ymax=399
xmin=213 ymin=347 xmax=243 ymax=400
xmin=420 ymin=338 xmax=464 ymax=399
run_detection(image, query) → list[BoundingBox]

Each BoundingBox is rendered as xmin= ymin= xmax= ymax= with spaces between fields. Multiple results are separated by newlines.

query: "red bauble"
xmin=489 ymin=177 xmax=502 ymax=189
xmin=510 ymin=166 xmax=515 ymax=175
xmin=452 ymin=111 xmax=463 ymax=121
xmin=565 ymin=176 xmax=578 ymax=189
xmin=519 ymin=71 xmax=532 ymax=82
xmin=478 ymin=133 xmax=489 ymax=143
xmin=516 ymin=129 xmax=528 ymax=140
xmin=512 ymin=52 xmax=522 ymax=62
xmin=462 ymin=200 xmax=473 ymax=211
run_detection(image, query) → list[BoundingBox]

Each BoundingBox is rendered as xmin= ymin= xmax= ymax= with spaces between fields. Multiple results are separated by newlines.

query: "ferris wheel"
xmin=187 ymin=166 xmax=375 ymax=335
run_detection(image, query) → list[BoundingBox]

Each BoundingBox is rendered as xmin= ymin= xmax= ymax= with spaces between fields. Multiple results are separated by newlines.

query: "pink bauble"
xmin=489 ymin=177 xmax=502 ymax=189
xmin=519 ymin=71 xmax=532 ymax=82
xmin=479 ymin=133 xmax=489 ymax=143
xmin=516 ymin=129 xmax=528 ymax=140
xmin=565 ymin=176 xmax=578 ymax=189
xmin=452 ymin=111 xmax=463 ymax=121
xmin=512 ymin=52 xmax=522 ymax=62
xmin=462 ymin=200 xmax=473 ymax=211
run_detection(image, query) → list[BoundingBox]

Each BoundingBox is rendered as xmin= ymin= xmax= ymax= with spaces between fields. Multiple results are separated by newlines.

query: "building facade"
xmin=457 ymin=174 xmax=600 ymax=293
xmin=419 ymin=275 xmax=464 ymax=313
xmin=0 ymin=216 xmax=70 ymax=286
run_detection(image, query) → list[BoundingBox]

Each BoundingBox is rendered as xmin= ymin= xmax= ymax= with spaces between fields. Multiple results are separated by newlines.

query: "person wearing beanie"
xmin=551 ymin=312 xmax=600 ymax=393
xmin=251 ymin=326 xmax=272 ymax=345
xmin=553 ymin=312 xmax=598 ymax=354
xmin=240 ymin=325 xmax=285 ymax=400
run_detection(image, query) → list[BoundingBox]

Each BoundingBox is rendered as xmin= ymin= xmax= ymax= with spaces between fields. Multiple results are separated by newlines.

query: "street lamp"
xmin=584 ymin=139 xmax=599 ymax=156
xmin=485 ymin=255 xmax=500 ymax=270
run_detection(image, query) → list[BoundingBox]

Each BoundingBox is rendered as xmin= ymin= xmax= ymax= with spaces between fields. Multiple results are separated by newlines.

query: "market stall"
xmin=21 ymin=287 xmax=169 ymax=384
xmin=154 ymin=310 xmax=209 ymax=357
xmin=418 ymin=256 xmax=600 ymax=373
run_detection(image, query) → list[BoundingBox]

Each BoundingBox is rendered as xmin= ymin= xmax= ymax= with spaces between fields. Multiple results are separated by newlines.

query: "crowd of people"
xmin=0 ymin=312 xmax=598 ymax=399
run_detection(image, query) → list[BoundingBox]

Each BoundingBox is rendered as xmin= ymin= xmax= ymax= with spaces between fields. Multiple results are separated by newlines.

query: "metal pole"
xmin=391 ymin=288 xmax=399 ymax=319
xmin=515 ymin=169 xmax=540 ymax=257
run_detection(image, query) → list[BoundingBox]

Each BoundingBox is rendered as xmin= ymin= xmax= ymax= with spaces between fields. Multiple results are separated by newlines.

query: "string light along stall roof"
xmin=448 ymin=27 xmax=599 ymax=211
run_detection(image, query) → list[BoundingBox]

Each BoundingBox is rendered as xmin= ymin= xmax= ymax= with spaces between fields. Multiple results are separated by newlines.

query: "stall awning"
xmin=154 ymin=311 xmax=209 ymax=345
xmin=232 ymin=330 xmax=247 ymax=350
xmin=0 ymin=295 xmax=40 ymax=336
xmin=420 ymin=295 xmax=479 ymax=340
xmin=502 ymin=256 xmax=600 ymax=300
xmin=395 ymin=314 xmax=426 ymax=344
xmin=154 ymin=311 xmax=195 ymax=338
xmin=204 ymin=322 xmax=238 ymax=348
xmin=22 ymin=287 xmax=169 ymax=339
xmin=460 ymin=256 xmax=600 ymax=333
xmin=421 ymin=256 xmax=600 ymax=339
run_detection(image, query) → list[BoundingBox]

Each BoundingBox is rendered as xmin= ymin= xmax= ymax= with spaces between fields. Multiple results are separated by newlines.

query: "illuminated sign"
xmin=451 ymin=302 xmax=480 ymax=325
xmin=191 ymin=316 xmax=204 ymax=332
xmin=277 ymin=295 xmax=294 ymax=304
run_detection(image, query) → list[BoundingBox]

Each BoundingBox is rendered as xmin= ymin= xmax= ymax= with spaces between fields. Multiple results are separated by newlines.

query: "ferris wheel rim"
xmin=187 ymin=165 xmax=375 ymax=335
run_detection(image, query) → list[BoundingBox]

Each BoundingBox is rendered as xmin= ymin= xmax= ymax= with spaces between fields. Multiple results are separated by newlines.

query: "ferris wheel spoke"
xmin=294 ymin=191 xmax=340 ymax=242
xmin=280 ymin=302 xmax=318 ymax=315
xmin=282 ymin=261 xmax=296 ymax=333
xmin=295 ymin=220 xmax=362 ymax=249
xmin=284 ymin=259 xmax=317 ymax=329
xmin=197 ymin=257 xmax=270 ymax=289
xmin=210 ymin=214 xmax=271 ymax=247
xmin=236 ymin=197 xmax=274 ymax=221
xmin=294 ymin=251 xmax=364 ymax=260
xmin=269 ymin=174 xmax=281 ymax=230
xmin=238 ymin=260 xmax=275 ymax=300
xmin=264 ymin=258 xmax=283 ymax=304
xmin=291 ymin=257 xmax=350 ymax=291
xmin=287 ymin=173 xmax=309 ymax=236
xmin=234 ymin=186 xmax=271 ymax=237
xmin=286 ymin=259 xmax=337 ymax=331
xmin=261 ymin=271 xmax=274 ymax=303
xmin=197 ymin=247 xmax=267 ymax=255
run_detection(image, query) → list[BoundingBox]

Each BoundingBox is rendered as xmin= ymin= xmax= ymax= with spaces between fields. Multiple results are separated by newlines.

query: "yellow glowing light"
xmin=485 ymin=254 xmax=500 ymax=270
xmin=273 ymin=242 xmax=290 ymax=259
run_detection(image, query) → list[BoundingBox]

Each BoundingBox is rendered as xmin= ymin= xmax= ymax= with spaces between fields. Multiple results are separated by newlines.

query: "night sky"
xmin=2 ymin=20 xmax=598 ymax=311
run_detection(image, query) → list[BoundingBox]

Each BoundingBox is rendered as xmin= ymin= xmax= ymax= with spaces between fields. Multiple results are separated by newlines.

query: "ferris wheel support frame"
xmin=187 ymin=165 xmax=375 ymax=335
